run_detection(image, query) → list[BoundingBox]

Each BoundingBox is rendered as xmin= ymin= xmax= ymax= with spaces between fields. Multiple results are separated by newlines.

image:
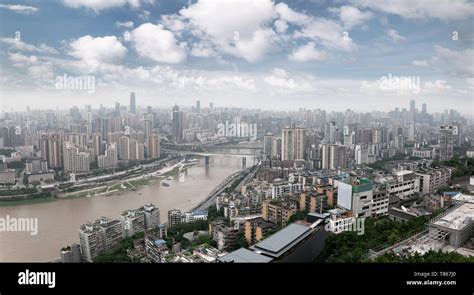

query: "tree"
xmin=288 ymin=211 xmax=308 ymax=223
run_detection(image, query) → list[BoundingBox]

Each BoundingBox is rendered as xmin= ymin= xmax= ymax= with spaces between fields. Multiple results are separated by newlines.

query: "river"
xmin=0 ymin=155 xmax=256 ymax=262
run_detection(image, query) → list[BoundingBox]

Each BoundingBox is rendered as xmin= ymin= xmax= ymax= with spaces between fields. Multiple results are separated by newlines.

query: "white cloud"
xmin=68 ymin=35 xmax=127 ymax=70
xmin=387 ymin=29 xmax=405 ymax=43
xmin=263 ymin=70 xmax=313 ymax=92
xmin=274 ymin=19 xmax=288 ymax=33
xmin=139 ymin=10 xmax=151 ymax=20
xmin=412 ymin=60 xmax=429 ymax=67
xmin=62 ymin=0 xmax=155 ymax=11
xmin=295 ymin=18 xmax=357 ymax=52
xmin=7 ymin=52 xmax=54 ymax=82
xmin=0 ymin=4 xmax=38 ymax=14
xmin=271 ymin=68 xmax=288 ymax=78
xmin=161 ymin=15 xmax=187 ymax=32
xmin=289 ymin=42 xmax=327 ymax=62
xmin=422 ymin=80 xmax=452 ymax=94
xmin=0 ymin=38 xmax=57 ymax=54
xmin=275 ymin=2 xmax=311 ymax=25
xmin=115 ymin=21 xmax=134 ymax=28
xmin=222 ymin=29 xmax=276 ymax=62
xmin=190 ymin=43 xmax=215 ymax=58
xmin=127 ymin=23 xmax=186 ymax=64
xmin=274 ymin=2 xmax=356 ymax=52
xmin=431 ymin=46 xmax=474 ymax=77
xmin=351 ymin=0 xmax=474 ymax=20
xmin=8 ymin=52 xmax=39 ymax=65
xmin=154 ymin=0 xmax=359 ymax=62
xmin=328 ymin=5 xmax=373 ymax=29
xmin=179 ymin=0 xmax=276 ymax=62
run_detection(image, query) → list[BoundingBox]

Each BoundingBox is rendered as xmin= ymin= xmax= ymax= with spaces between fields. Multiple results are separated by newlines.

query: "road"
xmin=190 ymin=170 xmax=244 ymax=212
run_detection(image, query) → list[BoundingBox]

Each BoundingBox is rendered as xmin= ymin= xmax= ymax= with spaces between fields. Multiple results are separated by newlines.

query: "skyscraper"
xmin=281 ymin=127 xmax=305 ymax=161
xmin=421 ymin=103 xmax=427 ymax=114
xmin=115 ymin=102 xmax=121 ymax=116
xmin=409 ymin=99 xmax=416 ymax=123
xmin=118 ymin=136 xmax=130 ymax=160
xmin=63 ymin=142 xmax=90 ymax=173
xmin=324 ymin=122 xmax=337 ymax=144
xmin=39 ymin=134 xmax=63 ymax=168
xmin=196 ymin=100 xmax=201 ymax=113
xmin=263 ymin=133 xmax=274 ymax=155
xmin=321 ymin=144 xmax=347 ymax=170
xmin=98 ymin=143 xmax=118 ymax=169
xmin=172 ymin=105 xmax=185 ymax=143
xmin=439 ymin=125 xmax=454 ymax=161
xmin=147 ymin=134 xmax=161 ymax=159
xmin=130 ymin=92 xmax=136 ymax=114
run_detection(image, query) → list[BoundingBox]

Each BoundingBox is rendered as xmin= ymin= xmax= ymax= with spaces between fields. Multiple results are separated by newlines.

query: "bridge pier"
xmin=242 ymin=157 xmax=246 ymax=170
xmin=205 ymin=155 xmax=210 ymax=166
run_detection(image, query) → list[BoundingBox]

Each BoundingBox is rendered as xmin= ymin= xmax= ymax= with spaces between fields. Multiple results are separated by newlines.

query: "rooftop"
xmin=251 ymin=223 xmax=312 ymax=258
xmin=218 ymin=248 xmax=273 ymax=263
xmin=451 ymin=193 xmax=474 ymax=204
xmin=432 ymin=203 xmax=474 ymax=231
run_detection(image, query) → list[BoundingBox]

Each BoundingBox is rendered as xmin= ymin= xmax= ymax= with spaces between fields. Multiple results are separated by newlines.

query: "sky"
xmin=0 ymin=0 xmax=473 ymax=114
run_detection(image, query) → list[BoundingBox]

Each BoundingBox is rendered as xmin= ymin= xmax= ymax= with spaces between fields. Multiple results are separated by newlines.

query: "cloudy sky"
xmin=0 ymin=0 xmax=473 ymax=114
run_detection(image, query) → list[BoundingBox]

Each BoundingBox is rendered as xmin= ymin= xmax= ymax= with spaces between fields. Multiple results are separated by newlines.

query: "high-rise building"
xmin=110 ymin=117 xmax=122 ymax=133
xmin=141 ymin=204 xmax=161 ymax=230
xmin=129 ymin=139 xmax=144 ymax=161
xmin=118 ymin=136 xmax=130 ymax=160
xmin=263 ymin=133 xmax=274 ymax=155
xmin=324 ymin=122 xmax=337 ymax=144
xmin=79 ymin=217 xmax=123 ymax=262
xmin=439 ymin=125 xmax=454 ymax=161
xmin=196 ymin=100 xmax=200 ymax=113
xmin=355 ymin=144 xmax=369 ymax=165
xmin=321 ymin=144 xmax=347 ymax=170
xmin=147 ymin=134 xmax=161 ymax=159
xmin=409 ymin=99 xmax=416 ymax=123
xmin=168 ymin=209 xmax=182 ymax=227
xmin=271 ymin=137 xmax=282 ymax=159
xmin=98 ymin=143 xmax=117 ymax=169
xmin=172 ymin=105 xmax=185 ymax=142
xmin=39 ymin=134 xmax=63 ymax=168
xmin=142 ymin=119 xmax=152 ymax=139
xmin=91 ymin=133 xmax=103 ymax=160
xmin=63 ymin=142 xmax=90 ymax=173
xmin=452 ymin=122 xmax=462 ymax=146
xmin=115 ymin=102 xmax=121 ymax=116
xmin=421 ymin=103 xmax=427 ymax=114
xmin=121 ymin=209 xmax=146 ymax=237
xmin=281 ymin=127 xmax=305 ymax=161
xmin=130 ymin=92 xmax=136 ymax=114
xmin=358 ymin=128 xmax=373 ymax=144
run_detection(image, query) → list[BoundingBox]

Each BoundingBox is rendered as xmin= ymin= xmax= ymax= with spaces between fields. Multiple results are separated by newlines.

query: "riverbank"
xmin=0 ymin=196 xmax=57 ymax=207
xmin=0 ymin=161 xmax=196 ymax=206
xmin=60 ymin=162 xmax=193 ymax=199
xmin=0 ymin=155 xmax=249 ymax=262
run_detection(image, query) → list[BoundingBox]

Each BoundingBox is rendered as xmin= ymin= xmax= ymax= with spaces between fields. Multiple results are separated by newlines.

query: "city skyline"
xmin=0 ymin=0 xmax=473 ymax=113
xmin=1 ymin=1 xmax=474 ymax=287
xmin=1 ymin=95 xmax=472 ymax=119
